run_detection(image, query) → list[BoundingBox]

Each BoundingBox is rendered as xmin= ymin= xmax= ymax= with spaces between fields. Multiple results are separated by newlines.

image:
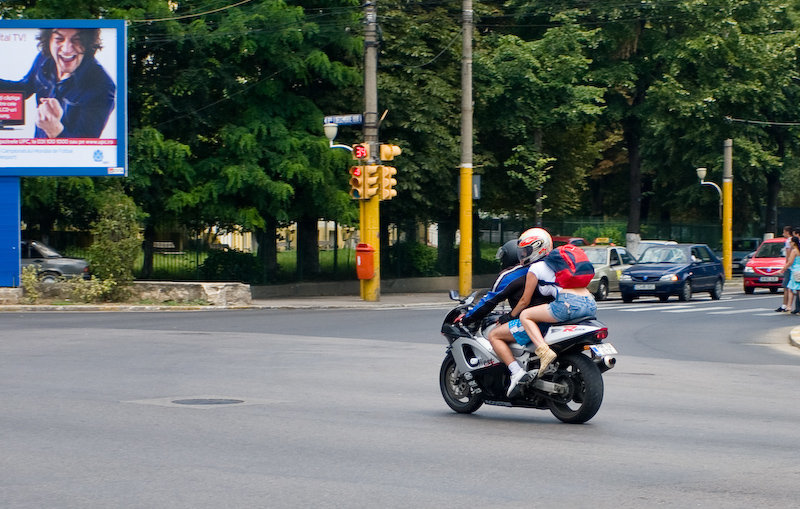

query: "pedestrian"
xmin=782 ymin=236 xmax=800 ymax=314
xmin=776 ymin=226 xmax=793 ymax=312
xmin=0 ymin=28 xmax=115 ymax=138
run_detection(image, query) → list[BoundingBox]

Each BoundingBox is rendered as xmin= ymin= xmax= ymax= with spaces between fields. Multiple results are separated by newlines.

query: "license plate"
xmin=589 ymin=343 xmax=618 ymax=356
xmin=759 ymin=276 xmax=779 ymax=282
xmin=634 ymin=283 xmax=655 ymax=290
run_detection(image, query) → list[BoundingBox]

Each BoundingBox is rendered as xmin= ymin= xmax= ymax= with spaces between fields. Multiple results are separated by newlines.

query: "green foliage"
xmin=572 ymin=225 xmax=625 ymax=246
xmin=385 ymin=242 xmax=440 ymax=278
xmin=60 ymin=277 xmax=118 ymax=303
xmin=20 ymin=265 xmax=41 ymax=304
xmin=198 ymin=249 xmax=265 ymax=283
xmin=86 ymin=190 xmax=143 ymax=300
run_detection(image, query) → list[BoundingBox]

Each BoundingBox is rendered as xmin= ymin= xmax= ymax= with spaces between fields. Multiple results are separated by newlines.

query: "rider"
xmin=457 ymin=239 xmax=553 ymax=331
xmin=488 ymin=228 xmax=597 ymax=398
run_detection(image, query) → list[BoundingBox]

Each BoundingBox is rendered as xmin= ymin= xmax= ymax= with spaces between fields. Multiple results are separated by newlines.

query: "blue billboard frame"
xmin=0 ymin=19 xmax=127 ymax=177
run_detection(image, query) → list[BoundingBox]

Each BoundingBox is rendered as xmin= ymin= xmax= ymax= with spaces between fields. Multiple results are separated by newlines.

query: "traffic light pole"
xmin=362 ymin=0 xmax=381 ymax=301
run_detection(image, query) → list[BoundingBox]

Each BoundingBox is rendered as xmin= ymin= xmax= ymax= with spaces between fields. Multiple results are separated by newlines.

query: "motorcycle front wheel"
xmin=439 ymin=353 xmax=484 ymax=414
xmin=546 ymin=353 xmax=603 ymax=424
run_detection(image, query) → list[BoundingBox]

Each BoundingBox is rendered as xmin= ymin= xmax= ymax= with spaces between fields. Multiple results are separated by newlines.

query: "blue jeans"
xmin=508 ymin=293 xmax=597 ymax=346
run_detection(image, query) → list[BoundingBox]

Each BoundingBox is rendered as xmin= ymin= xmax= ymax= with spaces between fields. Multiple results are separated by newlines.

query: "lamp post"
xmin=323 ymin=123 xmax=354 ymax=152
xmin=696 ymin=166 xmax=722 ymax=219
xmin=696 ymin=138 xmax=733 ymax=280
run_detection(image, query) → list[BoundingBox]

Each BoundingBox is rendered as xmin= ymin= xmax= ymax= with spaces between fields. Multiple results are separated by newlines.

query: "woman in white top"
xmin=487 ymin=228 xmax=596 ymax=399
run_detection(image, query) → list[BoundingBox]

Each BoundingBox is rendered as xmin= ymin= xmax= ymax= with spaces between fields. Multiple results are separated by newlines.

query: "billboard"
xmin=0 ymin=19 xmax=126 ymax=176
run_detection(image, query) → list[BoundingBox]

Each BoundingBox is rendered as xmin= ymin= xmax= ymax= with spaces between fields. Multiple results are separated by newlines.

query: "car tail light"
xmin=595 ymin=328 xmax=608 ymax=340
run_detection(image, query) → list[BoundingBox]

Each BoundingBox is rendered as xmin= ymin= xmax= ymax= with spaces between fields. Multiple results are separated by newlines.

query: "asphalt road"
xmin=1 ymin=287 xmax=799 ymax=508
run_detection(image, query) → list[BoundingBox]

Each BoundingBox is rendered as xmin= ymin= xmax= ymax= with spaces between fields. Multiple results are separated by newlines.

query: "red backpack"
xmin=543 ymin=244 xmax=595 ymax=289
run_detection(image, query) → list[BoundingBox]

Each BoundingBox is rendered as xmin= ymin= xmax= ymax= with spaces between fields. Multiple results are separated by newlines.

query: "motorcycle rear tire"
xmin=439 ymin=353 xmax=484 ymax=414
xmin=546 ymin=353 xmax=604 ymax=424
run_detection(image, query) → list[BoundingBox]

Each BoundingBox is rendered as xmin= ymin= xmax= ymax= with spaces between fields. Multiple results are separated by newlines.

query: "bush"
xmin=385 ymin=242 xmax=440 ymax=277
xmin=198 ymin=248 xmax=265 ymax=283
xmin=86 ymin=190 xmax=143 ymax=300
xmin=572 ymin=225 xmax=625 ymax=246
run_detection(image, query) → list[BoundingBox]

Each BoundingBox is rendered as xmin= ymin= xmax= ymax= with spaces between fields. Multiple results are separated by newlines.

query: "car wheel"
xmin=744 ymin=286 xmax=755 ymax=295
xmin=770 ymin=287 xmax=779 ymax=294
xmin=622 ymin=293 xmax=634 ymax=303
xmin=658 ymin=295 xmax=669 ymax=302
xmin=710 ymin=279 xmax=723 ymax=300
xmin=678 ymin=280 xmax=692 ymax=302
xmin=594 ymin=278 xmax=609 ymax=301
xmin=38 ymin=271 xmax=60 ymax=284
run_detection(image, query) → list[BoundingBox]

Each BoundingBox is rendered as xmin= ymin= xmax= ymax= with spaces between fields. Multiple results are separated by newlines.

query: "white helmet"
xmin=518 ymin=227 xmax=552 ymax=264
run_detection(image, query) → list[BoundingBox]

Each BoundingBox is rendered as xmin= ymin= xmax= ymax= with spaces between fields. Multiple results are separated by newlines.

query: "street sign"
xmin=323 ymin=114 xmax=363 ymax=126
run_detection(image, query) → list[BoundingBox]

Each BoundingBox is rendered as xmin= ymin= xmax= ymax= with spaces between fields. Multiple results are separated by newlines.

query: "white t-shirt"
xmin=527 ymin=260 xmax=558 ymax=298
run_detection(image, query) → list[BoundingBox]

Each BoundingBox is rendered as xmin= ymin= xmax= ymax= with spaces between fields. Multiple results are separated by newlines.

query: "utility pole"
xmin=722 ymin=138 xmax=733 ymax=280
xmin=458 ymin=0 xmax=473 ymax=297
xmin=361 ymin=0 xmax=381 ymax=301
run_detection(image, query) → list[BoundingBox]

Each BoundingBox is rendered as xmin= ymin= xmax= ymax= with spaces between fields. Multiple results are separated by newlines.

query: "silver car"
xmin=21 ymin=240 xmax=90 ymax=283
xmin=583 ymin=246 xmax=637 ymax=300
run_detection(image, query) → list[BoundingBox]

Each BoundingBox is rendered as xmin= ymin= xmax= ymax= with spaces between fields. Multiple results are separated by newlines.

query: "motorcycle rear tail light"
xmin=595 ymin=328 xmax=608 ymax=340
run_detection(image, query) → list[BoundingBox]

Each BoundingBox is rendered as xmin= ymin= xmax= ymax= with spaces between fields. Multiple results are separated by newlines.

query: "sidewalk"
xmin=0 ymin=291 xmax=458 ymax=312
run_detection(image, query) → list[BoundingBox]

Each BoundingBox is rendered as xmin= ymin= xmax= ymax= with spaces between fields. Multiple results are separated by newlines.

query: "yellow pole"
xmin=459 ymin=165 xmax=473 ymax=296
xmin=722 ymin=139 xmax=733 ymax=280
xmin=361 ymin=195 xmax=380 ymax=301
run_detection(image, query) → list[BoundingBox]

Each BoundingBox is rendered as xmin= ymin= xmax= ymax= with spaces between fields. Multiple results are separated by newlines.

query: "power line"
xmin=725 ymin=116 xmax=800 ymax=127
xmin=131 ymin=0 xmax=257 ymax=23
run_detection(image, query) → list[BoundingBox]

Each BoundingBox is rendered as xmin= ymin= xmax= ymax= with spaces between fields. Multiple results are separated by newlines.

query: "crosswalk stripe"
xmin=622 ymin=305 xmax=692 ymax=312
xmin=663 ymin=306 xmax=733 ymax=313
xmin=708 ymin=308 xmax=770 ymax=315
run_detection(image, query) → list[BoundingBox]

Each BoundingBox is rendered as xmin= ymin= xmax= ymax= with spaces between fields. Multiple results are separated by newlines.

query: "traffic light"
xmin=379 ymin=165 xmax=397 ymax=200
xmin=353 ymin=143 xmax=370 ymax=161
xmin=379 ymin=144 xmax=402 ymax=161
xmin=349 ymin=165 xmax=364 ymax=199
xmin=362 ymin=165 xmax=380 ymax=199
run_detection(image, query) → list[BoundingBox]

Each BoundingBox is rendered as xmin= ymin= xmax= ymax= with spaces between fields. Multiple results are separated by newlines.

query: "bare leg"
xmin=518 ymin=304 xmax=557 ymax=349
xmin=487 ymin=322 xmax=517 ymax=367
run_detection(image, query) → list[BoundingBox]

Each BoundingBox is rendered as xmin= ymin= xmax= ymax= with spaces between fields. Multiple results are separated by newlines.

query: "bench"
xmin=153 ymin=241 xmax=184 ymax=255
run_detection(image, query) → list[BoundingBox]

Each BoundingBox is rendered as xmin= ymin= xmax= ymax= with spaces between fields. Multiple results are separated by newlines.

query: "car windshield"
xmin=755 ymin=242 xmax=784 ymax=258
xmin=28 ymin=242 xmax=61 ymax=258
xmin=638 ymin=247 xmax=689 ymax=264
xmin=584 ymin=249 xmax=607 ymax=265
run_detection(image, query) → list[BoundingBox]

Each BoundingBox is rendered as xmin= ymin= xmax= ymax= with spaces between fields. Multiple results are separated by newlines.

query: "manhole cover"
xmin=172 ymin=398 xmax=244 ymax=405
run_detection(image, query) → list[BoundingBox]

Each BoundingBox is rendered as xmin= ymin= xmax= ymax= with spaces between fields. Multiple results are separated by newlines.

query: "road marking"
xmin=708 ymin=308 xmax=771 ymax=315
xmin=662 ymin=306 xmax=734 ymax=313
xmin=753 ymin=312 xmax=794 ymax=317
xmin=621 ymin=305 xmax=693 ymax=312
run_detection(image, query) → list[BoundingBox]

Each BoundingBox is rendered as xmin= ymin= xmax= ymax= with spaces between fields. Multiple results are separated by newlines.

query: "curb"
xmin=790 ymin=326 xmax=800 ymax=349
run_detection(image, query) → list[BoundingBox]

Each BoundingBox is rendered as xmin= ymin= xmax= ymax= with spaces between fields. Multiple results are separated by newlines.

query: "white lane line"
xmin=663 ymin=306 xmax=734 ymax=313
xmin=708 ymin=308 xmax=771 ymax=315
xmin=621 ymin=306 xmax=693 ymax=312
xmin=753 ymin=312 xmax=795 ymax=317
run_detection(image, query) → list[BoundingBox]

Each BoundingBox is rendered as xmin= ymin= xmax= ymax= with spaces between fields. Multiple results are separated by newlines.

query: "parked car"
xmin=21 ymin=240 xmax=90 ymax=283
xmin=619 ymin=243 xmax=724 ymax=302
xmin=582 ymin=245 xmax=637 ymax=300
xmin=742 ymin=238 xmax=785 ymax=294
xmin=715 ymin=237 xmax=761 ymax=274
xmin=552 ymin=236 xmax=587 ymax=248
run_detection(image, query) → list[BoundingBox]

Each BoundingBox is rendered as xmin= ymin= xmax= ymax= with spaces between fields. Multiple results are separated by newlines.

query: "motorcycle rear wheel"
xmin=546 ymin=353 xmax=603 ymax=424
xmin=439 ymin=353 xmax=484 ymax=414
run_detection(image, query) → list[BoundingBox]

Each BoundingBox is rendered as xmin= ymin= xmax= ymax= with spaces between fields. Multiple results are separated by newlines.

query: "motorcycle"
xmin=439 ymin=290 xmax=617 ymax=424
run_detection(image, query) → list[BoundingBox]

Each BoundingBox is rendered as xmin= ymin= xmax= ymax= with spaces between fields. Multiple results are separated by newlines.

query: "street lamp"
xmin=323 ymin=123 xmax=353 ymax=152
xmin=696 ymin=167 xmax=722 ymax=218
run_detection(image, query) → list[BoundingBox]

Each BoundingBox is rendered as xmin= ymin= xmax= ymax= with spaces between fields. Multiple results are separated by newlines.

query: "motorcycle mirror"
xmin=449 ymin=290 xmax=460 ymax=301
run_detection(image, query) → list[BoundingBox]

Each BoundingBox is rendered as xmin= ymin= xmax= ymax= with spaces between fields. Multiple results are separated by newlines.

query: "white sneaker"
xmin=507 ymin=370 xmax=533 ymax=398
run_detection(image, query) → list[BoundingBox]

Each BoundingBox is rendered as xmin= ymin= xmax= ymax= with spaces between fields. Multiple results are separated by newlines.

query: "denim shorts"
xmin=507 ymin=294 xmax=597 ymax=346
xmin=549 ymin=292 xmax=597 ymax=322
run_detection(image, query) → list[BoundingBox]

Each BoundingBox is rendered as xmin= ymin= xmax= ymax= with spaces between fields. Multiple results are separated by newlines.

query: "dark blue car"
xmin=619 ymin=243 xmax=724 ymax=302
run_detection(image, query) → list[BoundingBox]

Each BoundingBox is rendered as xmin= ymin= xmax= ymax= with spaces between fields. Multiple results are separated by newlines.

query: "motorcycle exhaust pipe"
xmin=597 ymin=355 xmax=616 ymax=373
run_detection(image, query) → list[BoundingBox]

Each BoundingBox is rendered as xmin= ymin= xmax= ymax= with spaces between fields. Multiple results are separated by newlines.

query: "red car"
xmin=743 ymin=238 xmax=785 ymax=294
xmin=552 ymin=236 xmax=587 ymax=248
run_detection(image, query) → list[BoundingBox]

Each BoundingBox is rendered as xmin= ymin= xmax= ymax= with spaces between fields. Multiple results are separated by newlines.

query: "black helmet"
xmin=496 ymin=239 xmax=522 ymax=269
